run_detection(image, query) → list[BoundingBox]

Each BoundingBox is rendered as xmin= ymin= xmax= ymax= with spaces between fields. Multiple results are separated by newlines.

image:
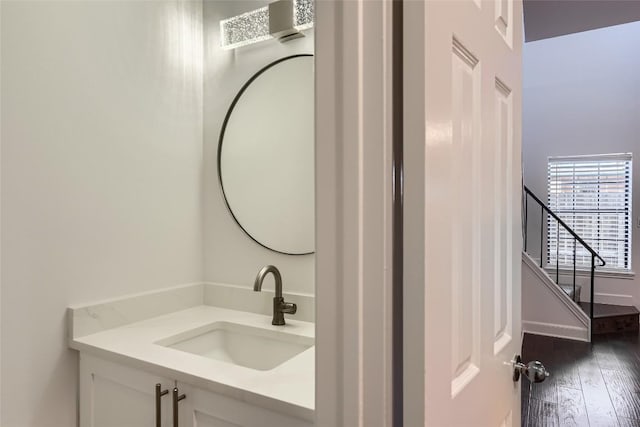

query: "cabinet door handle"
xmin=155 ymin=384 xmax=169 ymax=427
xmin=172 ymin=387 xmax=186 ymax=427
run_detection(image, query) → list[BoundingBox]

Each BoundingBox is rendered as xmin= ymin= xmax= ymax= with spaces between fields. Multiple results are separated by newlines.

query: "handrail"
xmin=523 ymin=185 xmax=606 ymax=340
xmin=524 ymin=186 xmax=606 ymax=267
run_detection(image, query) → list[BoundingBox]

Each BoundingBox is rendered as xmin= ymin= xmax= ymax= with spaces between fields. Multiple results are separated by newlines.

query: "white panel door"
xmin=404 ymin=0 xmax=523 ymax=426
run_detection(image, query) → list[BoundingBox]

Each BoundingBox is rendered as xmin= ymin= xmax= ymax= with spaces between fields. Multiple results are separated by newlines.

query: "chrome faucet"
xmin=253 ymin=265 xmax=297 ymax=325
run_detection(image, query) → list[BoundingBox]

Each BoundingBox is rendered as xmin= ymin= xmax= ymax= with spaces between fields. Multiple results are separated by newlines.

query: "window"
xmin=547 ymin=153 xmax=632 ymax=271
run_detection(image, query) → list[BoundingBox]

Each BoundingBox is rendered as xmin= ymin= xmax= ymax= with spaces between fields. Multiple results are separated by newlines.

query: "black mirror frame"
xmin=217 ymin=54 xmax=315 ymax=256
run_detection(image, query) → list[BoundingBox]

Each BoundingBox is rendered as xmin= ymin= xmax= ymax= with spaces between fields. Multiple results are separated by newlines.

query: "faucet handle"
xmin=272 ymin=297 xmax=296 ymax=325
xmin=281 ymin=301 xmax=297 ymax=315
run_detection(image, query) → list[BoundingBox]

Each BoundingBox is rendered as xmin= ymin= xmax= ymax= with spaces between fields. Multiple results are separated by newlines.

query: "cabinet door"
xmin=79 ymin=353 xmax=174 ymax=427
xmin=177 ymin=382 xmax=313 ymax=427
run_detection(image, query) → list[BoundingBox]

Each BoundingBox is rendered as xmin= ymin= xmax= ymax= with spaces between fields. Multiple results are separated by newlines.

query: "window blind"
xmin=547 ymin=153 xmax=632 ymax=270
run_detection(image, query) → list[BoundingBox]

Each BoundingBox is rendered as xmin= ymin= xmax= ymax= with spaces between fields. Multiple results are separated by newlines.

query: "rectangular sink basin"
xmin=156 ymin=322 xmax=314 ymax=371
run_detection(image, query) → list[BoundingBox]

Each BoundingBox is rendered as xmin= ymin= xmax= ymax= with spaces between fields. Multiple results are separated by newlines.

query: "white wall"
xmin=203 ymin=1 xmax=315 ymax=294
xmin=1 ymin=2 xmax=203 ymax=426
xmin=523 ymin=21 xmax=640 ymax=307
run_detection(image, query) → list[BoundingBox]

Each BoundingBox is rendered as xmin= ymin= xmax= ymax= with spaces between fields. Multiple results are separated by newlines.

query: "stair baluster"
xmin=523 ymin=185 xmax=607 ymax=341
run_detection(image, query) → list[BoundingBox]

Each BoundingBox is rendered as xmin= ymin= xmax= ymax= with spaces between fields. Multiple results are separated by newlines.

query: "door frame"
xmin=402 ymin=0 xmax=427 ymax=424
xmin=314 ymin=0 xmax=396 ymax=426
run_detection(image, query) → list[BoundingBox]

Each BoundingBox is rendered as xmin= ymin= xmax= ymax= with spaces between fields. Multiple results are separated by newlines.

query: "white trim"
xmin=402 ymin=0 xmax=427 ymax=424
xmin=0 ymin=0 xmax=3 ymax=416
xmin=548 ymin=152 xmax=633 ymax=162
xmin=452 ymin=37 xmax=479 ymax=68
xmin=527 ymin=255 xmax=636 ymax=306
xmin=522 ymin=252 xmax=590 ymax=329
xmin=544 ymin=266 xmax=636 ymax=280
xmin=593 ymin=292 xmax=635 ymax=306
xmin=315 ymin=1 xmax=394 ymax=426
xmin=0 ymin=0 xmax=3 ymax=417
xmin=522 ymin=321 xmax=590 ymax=342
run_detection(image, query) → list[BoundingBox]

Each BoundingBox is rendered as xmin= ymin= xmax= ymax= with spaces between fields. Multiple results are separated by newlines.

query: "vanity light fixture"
xmin=220 ymin=0 xmax=313 ymax=50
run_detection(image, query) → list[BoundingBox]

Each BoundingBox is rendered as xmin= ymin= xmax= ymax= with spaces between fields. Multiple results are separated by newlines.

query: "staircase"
xmin=580 ymin=302 xmax=639 ymax=334
xmin=523 ymin=186 xmax=639 ymax=339
xmin=559 ymin=284 xmax=581 ymax=302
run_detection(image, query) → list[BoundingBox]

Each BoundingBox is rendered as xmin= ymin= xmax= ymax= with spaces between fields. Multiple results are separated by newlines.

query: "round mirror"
xmin=218 ymin=55 xmax=314 ymax=255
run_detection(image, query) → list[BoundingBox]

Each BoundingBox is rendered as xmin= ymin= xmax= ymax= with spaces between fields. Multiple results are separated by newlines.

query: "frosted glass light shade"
xmin=293 ymin=0 xmax=313 ymax=30
xmin=220 ymin=0 xmax=313 ymax=50
xmin=220 ymin=7 xmax=271 ymax=50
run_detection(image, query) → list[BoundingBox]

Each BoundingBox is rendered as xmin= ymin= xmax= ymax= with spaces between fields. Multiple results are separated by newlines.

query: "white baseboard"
xmin=594 ymin=292 xmax=635 ymax=306
xmin=522 ymin=320 xmax=590 ymax=342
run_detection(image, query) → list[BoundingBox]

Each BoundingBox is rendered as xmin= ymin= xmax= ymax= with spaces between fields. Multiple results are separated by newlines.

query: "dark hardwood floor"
xmin=522 ymin=332 xmax=640 ymax=426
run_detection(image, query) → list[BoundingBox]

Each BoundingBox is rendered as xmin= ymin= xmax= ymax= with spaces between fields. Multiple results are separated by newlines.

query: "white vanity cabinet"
xmin=79 ymin=354 xmax=175 ymax=427
xmin=177 ymin=382 xmax=312 ymax=427
xmin=79 ymin=353 xmax=313 ymax=427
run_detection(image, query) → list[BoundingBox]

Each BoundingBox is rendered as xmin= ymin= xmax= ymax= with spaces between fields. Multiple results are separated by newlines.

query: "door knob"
xmin=512 ymin=355 xmax=549 ymax=383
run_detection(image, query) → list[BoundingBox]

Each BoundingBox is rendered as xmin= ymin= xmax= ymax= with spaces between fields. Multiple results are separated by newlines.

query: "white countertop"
xmin=70 ymin=305 xmax=315 ymax=421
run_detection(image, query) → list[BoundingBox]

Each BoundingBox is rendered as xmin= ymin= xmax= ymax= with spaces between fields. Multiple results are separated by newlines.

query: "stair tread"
xmin=559 ymin=284 xmax=581 ymax=302
xmin=578 ymin=302 xmax=640 ymax=319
